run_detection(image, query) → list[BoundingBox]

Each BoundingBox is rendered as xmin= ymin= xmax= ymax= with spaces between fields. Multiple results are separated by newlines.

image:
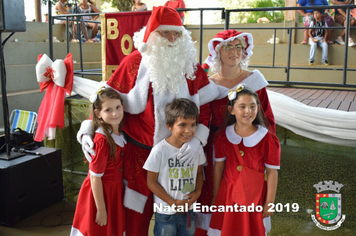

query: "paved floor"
xmin=0 ymin=200 xmax=155 ymax=236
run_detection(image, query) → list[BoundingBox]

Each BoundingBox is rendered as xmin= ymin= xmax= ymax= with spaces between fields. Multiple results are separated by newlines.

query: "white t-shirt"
xmin=143 ymin=139 xmax=206 ymax=214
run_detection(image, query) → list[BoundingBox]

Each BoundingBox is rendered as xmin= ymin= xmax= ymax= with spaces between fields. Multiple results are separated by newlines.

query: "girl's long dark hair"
xmin=91 ymin=88 xmax=124 ymax=161
xmin=224 ymin=87 xmax=269 ymax=129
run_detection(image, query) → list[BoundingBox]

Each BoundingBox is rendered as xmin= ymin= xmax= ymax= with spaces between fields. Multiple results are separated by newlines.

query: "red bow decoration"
xmin=34 ymin=53 xmax=74 ymax=141
xmin=44 ymin=66 xmax=54 ymax=80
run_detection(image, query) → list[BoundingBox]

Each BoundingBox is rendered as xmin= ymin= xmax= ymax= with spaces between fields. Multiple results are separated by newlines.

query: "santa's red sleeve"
xmin=188 ymin=64 xmax=219 ymax=146
xmin=107 ymin=50 xmax=142 ymax=93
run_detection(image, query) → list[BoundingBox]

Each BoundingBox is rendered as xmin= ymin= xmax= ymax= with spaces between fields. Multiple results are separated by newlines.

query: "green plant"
xmin=110 ymin=0 xmax=132 ymax=11
xmin=219 ymin=0 xmax=285 ymax=24
xmin=218 ymin=0 xmax=253 ymax=24
xmin=246 ymin=0 xmax=285 ymax=23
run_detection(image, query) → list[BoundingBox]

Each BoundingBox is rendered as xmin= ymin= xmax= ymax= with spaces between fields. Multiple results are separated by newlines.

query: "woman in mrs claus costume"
xmin=196 ymin=30 xmax=276 ymax=235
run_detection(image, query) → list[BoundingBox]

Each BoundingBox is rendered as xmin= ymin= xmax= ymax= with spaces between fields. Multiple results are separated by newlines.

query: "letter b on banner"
xmin=107 ymin=19 xmax=119 ymax=40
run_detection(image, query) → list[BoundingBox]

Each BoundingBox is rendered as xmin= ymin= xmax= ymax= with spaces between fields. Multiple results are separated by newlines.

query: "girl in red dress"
xmin=207 ymin=84 xmax=280 ymax=236
xmin=71 ymin=88 xmax=126 ymax=236
xmin=196 ymin=30 xmax=275 ymax=235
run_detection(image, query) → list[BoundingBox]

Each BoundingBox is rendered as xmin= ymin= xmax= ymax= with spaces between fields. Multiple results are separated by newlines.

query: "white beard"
xmin=134 ymin=29 xmax=198 ymax=95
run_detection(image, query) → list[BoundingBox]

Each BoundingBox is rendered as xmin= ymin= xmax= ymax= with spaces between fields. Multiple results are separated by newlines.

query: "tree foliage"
xmin=218 ymin=0 xmax=285 ymax=24
xmin=109 ymin=0 xmax=132 ymax=11
xmin=218 ymin=0 xmax=253 ymax=24
xmin=247 ymin=0 xmax=285 ymax=23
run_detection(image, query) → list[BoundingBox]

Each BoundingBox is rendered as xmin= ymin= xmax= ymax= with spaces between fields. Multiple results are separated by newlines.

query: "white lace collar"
xmin=95 ymin=127 xmax=126 ymax=147
xmin=225 ymin=124 xmax=268 ymax=147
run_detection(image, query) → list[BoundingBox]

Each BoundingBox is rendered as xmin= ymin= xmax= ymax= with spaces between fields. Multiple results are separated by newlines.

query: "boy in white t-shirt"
xmin=143 ymin=98 xmax=206 ymax=236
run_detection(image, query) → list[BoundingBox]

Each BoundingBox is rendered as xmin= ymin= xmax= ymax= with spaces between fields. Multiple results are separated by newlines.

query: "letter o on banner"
xmin=121 ymin=34 xmax=133 ymax=55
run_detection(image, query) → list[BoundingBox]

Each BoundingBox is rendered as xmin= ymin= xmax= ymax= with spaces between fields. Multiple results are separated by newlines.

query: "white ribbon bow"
xmin=89 ymin=94 xmax=98 ymax=104
xmin=89 ymin=86 xmax=106 ymax=104
xmin=228 ymin=83 xmax=246 ymax=100
xmin=35 ymin=54 xmax=67 ymax=87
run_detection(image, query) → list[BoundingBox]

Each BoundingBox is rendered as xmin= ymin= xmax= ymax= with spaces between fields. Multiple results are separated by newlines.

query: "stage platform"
xmin=267 ymin=87 xmax=356 ymax=112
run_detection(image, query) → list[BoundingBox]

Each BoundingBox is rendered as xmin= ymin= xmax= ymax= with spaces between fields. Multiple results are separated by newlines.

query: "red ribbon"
xmin=43 ymin=66 xmax=54 ymax=80
xmin=34 ymin=53 xmax=74 ymax=142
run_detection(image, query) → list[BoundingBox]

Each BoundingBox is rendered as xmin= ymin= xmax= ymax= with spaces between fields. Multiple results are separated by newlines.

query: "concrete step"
xmin=251 ymin=43 xmax=356 ymax=66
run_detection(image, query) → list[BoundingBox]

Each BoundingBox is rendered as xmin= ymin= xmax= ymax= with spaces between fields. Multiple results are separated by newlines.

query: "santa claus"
xmin=77 ymin=6 xmax=219 ymax=236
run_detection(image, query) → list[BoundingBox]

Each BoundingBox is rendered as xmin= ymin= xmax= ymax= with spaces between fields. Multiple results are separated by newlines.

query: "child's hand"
xmin=186 ymin=190 xmax=201 ymax=208
xmin=262 ymin=202 xmax=274 ymax=218
xmin=313 ymin=38 xmax=318 ymax=42
xmin=174 ymin=199 xmax=189 ymax=207
xmin=95 ymin=209 xmax=107 ymax=226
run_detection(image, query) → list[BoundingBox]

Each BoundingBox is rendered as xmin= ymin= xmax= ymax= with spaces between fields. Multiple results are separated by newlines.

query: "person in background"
xmin=331 ymin=0 xmax=356 ymax=46
xmin=197 ymin=29 xmax=276 ymax=236
xmin=71 ymin=88 xmax=126 ymax=236
xmin=308 ymin=9 xmax=330 ymax=66
xmin=144 ymin=98 xmax=206 ymax=236
xmin=297 ymin=0 xmax=334 ymax=45
xmin=164 ymin=0 xmax=186 ymax=24
xmin=77 ymin=0 xmax=100 ymax=41
xmin=208 ymin=84 xmax=280 ymax=236
xmin=55 ymin=0 xmax=90 ymax=42
xmin=132 ymin=0 xmax=148 ymax=11
xmin=54 ymin=0 xmax=71 ymax=25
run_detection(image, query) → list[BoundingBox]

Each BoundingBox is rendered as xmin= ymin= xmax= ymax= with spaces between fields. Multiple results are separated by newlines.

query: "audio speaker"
xmin=0 ymin=147 xmax=64 ymax=226
xmin=0 ymin=0 xmax=26 ymax=32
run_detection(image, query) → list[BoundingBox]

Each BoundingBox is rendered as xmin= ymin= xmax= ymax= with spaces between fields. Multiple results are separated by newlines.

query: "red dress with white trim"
xmin=196 ymin=70 xmax=276 ymax=234
xmin=207 ymin=125 xmax=280 ymax=236
xmin=71 ymin=130 xmax=125 ymax=236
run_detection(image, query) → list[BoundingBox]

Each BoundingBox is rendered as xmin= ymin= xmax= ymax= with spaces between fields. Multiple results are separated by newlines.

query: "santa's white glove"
xmin=77 ymin=120 xmax=95 ymax=163
xmin=177 ymin=137 xmax=201 ymax=166
xmin=82 ymin=134 xmax=95 ymax=162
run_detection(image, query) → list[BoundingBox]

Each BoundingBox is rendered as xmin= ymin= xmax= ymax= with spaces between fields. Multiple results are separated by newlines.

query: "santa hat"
xmin=138 ymin=6 xmax=184 ymax=53
xmin=204 ymin=30 xmax=254 ymax=68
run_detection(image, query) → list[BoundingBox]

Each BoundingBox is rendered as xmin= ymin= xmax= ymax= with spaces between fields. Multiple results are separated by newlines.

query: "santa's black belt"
xmin=123 ymin=132 xmax=152 ymax=150
xmin=210 ymin=125 xmax=219 ymax=132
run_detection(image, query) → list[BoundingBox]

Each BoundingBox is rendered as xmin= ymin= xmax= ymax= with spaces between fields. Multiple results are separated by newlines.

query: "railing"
xmin=222 ymin=5 xmax=356 ymax=88
xmin=48 ymin=4 xmax=356 ymax=89
xmin=48 ymin=1 xmax=101 ymax=77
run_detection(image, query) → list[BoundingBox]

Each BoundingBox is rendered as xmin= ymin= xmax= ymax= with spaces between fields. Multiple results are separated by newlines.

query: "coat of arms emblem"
xmin=311 ymin=181 xmax=346 ymax=230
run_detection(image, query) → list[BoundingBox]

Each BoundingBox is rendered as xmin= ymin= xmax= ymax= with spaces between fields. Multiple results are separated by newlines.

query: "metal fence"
xmin=49 ymin=4 xmax=356 ymax=88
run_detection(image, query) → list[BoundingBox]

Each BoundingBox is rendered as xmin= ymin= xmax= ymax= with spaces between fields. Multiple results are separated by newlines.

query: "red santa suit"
xmin=73 ymin=6 xmax=218 ymax=235
xmin=106 ymin=40 xmax=218 ymax=236
xmin=208 ymin=125 xmax=280 ymax=236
